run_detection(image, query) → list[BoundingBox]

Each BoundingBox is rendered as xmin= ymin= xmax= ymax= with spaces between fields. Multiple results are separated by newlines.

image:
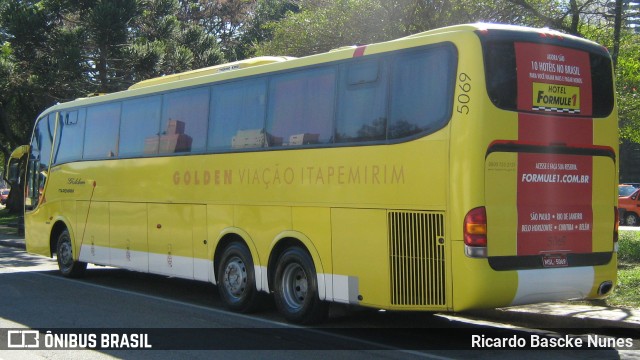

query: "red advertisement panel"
xmin=514 ymin=42 xmax=594 ymax=256
xmin=516 ymin=153 xmax=593 ymax=255
xmin=515 ymin=43 xmax=592 ymax=116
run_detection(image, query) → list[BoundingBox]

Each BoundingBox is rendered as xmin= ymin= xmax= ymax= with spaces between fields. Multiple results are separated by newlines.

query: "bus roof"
xmin=401 ymin=23 xmax=594 ymax=45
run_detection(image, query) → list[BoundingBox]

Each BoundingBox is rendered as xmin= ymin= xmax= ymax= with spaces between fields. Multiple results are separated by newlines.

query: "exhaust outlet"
xmin=597 ymin=281 xmax=613 ymax=296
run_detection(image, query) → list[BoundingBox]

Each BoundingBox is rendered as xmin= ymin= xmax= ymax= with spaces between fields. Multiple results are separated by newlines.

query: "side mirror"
xmin=4 ymin=145 xmax=29 ymax=186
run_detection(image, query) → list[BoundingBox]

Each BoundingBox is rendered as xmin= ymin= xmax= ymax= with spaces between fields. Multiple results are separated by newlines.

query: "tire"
xmin=217 ymin=242 xmax=261 ymax=313
xmin=274 ymin=247 xmax=328 ymax=324
xmin=625 ymin=212 xmax=639 ymax=226
xmin=56 ymin=229 xmax=87 ymax=278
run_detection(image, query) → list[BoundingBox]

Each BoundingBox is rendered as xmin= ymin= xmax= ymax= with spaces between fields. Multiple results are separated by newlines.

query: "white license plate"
xmin=542 ymin=254 xmax=568 ymax=268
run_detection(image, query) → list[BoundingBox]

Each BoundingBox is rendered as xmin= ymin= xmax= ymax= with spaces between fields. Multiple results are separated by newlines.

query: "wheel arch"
xmin=49 ymin=219 xmax=72 ymax=258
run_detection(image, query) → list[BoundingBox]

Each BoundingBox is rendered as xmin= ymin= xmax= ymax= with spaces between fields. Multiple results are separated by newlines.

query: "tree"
xmin=128 ymin=0 xmax=225 ymax=80
xmin=616 ymin=31 xmax=640 ymax=143
xmin=0 ymin=0 xmax=229 ymax=165
xmin=238 ymin=0 xmax=300 ymax=58
xmin=253 ymin=0 xmax=559 ymax=57
xmin=176 ymin=0 xmax=258 ymax=61
xmin=84 ymin=0 xmax=139 ymax=92
xmin=254 ymin=0 xmax=402 ymax=57
xmin=0 ymin=1 xmax=55 ymax=158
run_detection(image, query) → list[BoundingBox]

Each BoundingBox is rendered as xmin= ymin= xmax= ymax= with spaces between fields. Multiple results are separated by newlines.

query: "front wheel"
xmin=274 ymin=247 xmax=328 ymax=324
xmin=56 ymin=229 xmax=87 ymax=278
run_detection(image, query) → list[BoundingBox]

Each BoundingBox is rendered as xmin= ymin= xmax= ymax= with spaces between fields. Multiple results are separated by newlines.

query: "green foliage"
xmin=238 ymin=0 xmax=300 ymax=58
xmin=252 ymin=0 xmax=485 ymax=56
xmin=253 ymin=0 xmax=624 ymax=56
xmin=607 ymin=265 xmax=640 ymax=308
xmin=609 ymin=231 xmax=640 ymax=308
xmin=128 ymin=0 xmax=225 ymax=79
xmin=615 ymin=31 xmax=640 ymax=143
xmin=0 ymin=0 xmax=230 ymax=161
xmin=254 ymin=0 xmax=402 ymax=57
xmin=618 ymin=231 xmax=640 ymax=263
xmin=179 ymin=24 xmax=225 ymax=69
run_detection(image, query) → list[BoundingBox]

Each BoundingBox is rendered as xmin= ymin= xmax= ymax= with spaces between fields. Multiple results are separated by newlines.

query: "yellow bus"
xmin=5 ymin=23 xmax=618 ymax=324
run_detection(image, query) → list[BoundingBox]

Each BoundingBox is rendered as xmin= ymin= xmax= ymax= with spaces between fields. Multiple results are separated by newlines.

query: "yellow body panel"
xmin=451 ymin=241 xmax=519 ymax=310
xmin=110 ymin=202 xmax=148 ymax=271
xmin=24 ymin=207 xmax=51 ymax=256
xmin=76 ymin=202 xmax=110 ymax=263
xmin=235 ymin=205 xmax=291 ymax=266
xmin=485 ymin=152 xmax=519 ymax=257
xmin=592 ymin=157 xmax=617 ymax=253
xmin=331 ymin=208 xmax=389 ymax=306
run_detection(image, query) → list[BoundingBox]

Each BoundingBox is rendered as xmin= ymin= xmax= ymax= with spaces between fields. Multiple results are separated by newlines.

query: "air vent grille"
xmin=389 ymin=211 xmax=446 ymax=306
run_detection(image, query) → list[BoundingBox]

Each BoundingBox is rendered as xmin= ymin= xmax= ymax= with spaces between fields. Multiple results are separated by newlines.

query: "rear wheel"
xmin=217 ymin=242 xmax=261 ymax=313
xmin=625 ymin=212 xmax=639 ymax=226
xmin=274 ymin=247 xmax=328 ymax=324
xmin=56 ymin=229 xmax=86 ymax=278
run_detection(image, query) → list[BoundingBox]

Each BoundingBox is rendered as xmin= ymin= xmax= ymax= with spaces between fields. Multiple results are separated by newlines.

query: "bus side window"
xmin=54 ymin=110 xmax=84 ymax=164
xmin=83 ymin=103 xmax=121 ymax=159
xmin=389 ymin=45 xmax=456 ymax=139
xmin=336 ymin=59 xmax=387 ymax=143
xmin=267 ymin=67 xmax=335 ymax=147
xmin=120 ymin=96 xmax=162 ymax=157
xmin=160 ymin=88 xmax=209 ymax=154
xmin=209 ymin=78 xmax=267 ymax=150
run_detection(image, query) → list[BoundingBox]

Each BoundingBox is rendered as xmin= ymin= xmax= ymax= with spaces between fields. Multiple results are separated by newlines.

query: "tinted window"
xmin=267 ymin=67 xmax=335 ymax=146
xmin=591 ymin=53 xmax=614 ymax=117
xmin=83 ymin=103 xmax=121 ymax=159
xmin=483 ymin=42 xmax=517 ymax=110
xmin=209 ymin=78 xmax=267 ymax=150
xmin=482 ymin=40 xmax=614 ymax=117
xmin=160 ymin=87 xmax=209 ymax=154
xmin=119 ymin=96 xmax=162 ymax=157
xmin=389 ymin=46 xmax=455 ymax=139
xmin=54 ymin=109 xmax=85 ymax=164
xmin=336 ymin=60 xmax=388 ymax=143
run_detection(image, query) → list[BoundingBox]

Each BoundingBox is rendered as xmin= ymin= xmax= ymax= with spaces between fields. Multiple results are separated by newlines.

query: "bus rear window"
xmin=483 ymin=40 xmax=614 ymax=118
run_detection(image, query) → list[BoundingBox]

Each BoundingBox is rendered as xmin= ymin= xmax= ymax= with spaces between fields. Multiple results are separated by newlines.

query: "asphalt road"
xmin=0 ymin=245 xmax=635 ymax=359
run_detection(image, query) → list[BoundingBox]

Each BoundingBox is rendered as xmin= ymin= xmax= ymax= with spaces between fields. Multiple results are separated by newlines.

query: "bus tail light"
xmin=614 ymin=207 xmax=619 ymax=252
xmin=464 ymin=207 xmax=487 ymax=258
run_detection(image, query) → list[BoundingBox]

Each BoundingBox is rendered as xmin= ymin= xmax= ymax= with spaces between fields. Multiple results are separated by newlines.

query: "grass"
xmin=606 ymin=230 xmax=640 ymax=308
